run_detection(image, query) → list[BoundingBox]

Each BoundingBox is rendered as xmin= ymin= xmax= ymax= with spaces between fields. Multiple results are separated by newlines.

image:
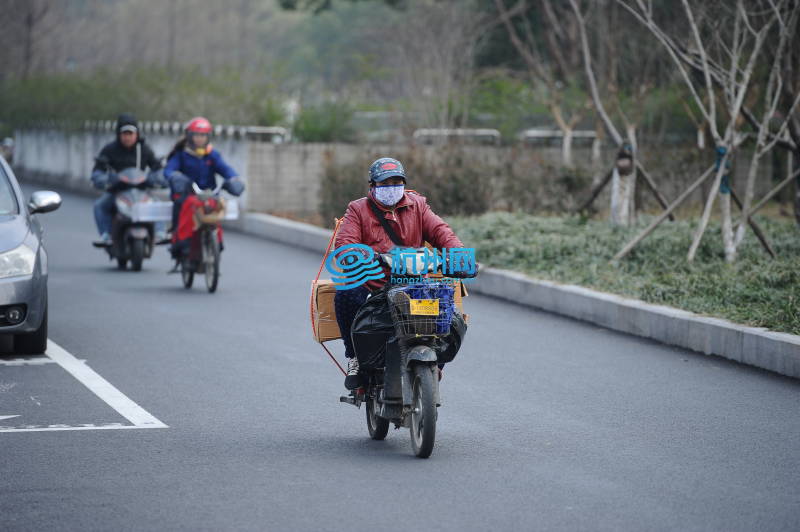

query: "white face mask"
xmin=374 ymin=184 xmax=404 ymax=206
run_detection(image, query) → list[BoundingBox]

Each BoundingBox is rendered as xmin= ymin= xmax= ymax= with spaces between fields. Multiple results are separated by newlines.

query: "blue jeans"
xmin=334 ymin=285 xmax=370 ymax=359
xmin=93 ymin=193 xmax=115 ymax=236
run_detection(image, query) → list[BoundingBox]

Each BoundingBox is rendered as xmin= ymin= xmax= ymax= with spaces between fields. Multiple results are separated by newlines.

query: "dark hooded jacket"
xmin=93 ymin=114 xmax=161 ymax=173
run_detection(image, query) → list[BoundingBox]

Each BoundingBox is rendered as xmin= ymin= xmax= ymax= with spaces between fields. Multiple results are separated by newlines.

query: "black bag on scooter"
xmin=433 ymin=310 xmax=467 ymax=364
xmin=351 ymin=289 xmax=395 ymax=371
xmin=351 ymin=289 xmax=468 ymax=369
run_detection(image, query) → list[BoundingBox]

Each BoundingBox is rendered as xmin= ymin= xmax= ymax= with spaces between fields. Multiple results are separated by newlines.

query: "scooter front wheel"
xmin=131 ymin=239 xmax=145 ymax=271
xmin=410 ymin=364 xmax=437 ymax=458
xmin=203 ymin=230 xmax=220 ymax=293
xmin=366 ymin=391 xmax=389 ymax=440
xmin=181 ymin=261 xmax=194 ymax=289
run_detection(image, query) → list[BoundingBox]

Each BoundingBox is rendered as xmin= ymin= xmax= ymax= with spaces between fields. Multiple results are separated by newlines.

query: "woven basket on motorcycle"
xmin=387 ymin=282 xmax=456 ymax=338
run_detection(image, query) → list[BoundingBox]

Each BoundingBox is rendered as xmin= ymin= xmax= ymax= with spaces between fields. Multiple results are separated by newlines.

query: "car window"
xmin=0 ymin=165 xmax=20 ymax=215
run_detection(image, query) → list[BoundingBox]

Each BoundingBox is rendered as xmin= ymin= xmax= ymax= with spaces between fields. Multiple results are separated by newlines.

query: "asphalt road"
xmin=1 ymin=186 xmax=799 ymax=531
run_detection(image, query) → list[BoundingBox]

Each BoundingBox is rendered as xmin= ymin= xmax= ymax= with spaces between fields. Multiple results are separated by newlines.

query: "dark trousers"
xmin=334 ymin=285 xmax=370 ymax=359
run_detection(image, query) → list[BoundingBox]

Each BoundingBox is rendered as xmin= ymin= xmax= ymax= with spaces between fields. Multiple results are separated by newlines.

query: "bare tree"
xmin=378 ymin=0 xmax=490 ymax=129
xmin=617 ymin=0 xmax=788 ymax=262
xmin=495 ymin=0 xmax=588 ymax=167
xmin=569 ymin=0 xmax=676 ymax=225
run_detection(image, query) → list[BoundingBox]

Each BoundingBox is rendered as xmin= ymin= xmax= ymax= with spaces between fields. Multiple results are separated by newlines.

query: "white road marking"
xmin=0 ymin=415 xmax=20 ymax=421
xmin=0 ymin=340 xmax=168 ymax=433
xmin=0 ymin=357 xmax=59 ymax=366
xmin=0 ymin=423 xmax=149 ymax=433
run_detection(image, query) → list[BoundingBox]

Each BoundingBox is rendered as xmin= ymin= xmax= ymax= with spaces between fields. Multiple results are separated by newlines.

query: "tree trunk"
xmin=562 ymin=127 xmax=574 ymax=168
xmin=591 ymin=136 xmax=602 ymax=168
xmin=697 ymin=127 xmax=705 ymax=150
xmin=793 ymin=150 xmax=800 ymax=227
xmin=23 ymin=4 xmax=34 ymax=79
xmin=688 ymin=150 xmax=730 ymax=262
xmin=610 ymin=165 xmax=636 ymax=226
xmin=610 ymin=129 xmax=637 ymax=226
xmin=721 ymin=192 xmax=735 ymax=262
xmin=733 ymin=146 xmax=763 ymax=248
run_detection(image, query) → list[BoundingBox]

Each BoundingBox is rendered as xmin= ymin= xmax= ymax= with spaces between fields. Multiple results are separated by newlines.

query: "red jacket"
xmin=334 ymin=190 xmax=464 ymax=291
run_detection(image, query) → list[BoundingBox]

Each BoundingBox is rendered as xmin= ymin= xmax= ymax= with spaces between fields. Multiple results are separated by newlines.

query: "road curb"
xmin=16 ymin=171 xmax=800 ymax=379
xmin=233 ymin=212 xmax=800 ymax=380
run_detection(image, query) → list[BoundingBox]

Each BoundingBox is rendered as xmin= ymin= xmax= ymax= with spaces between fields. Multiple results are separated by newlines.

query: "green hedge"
xmin=0 ymin=67 xmax=285 ymax=129
xmin=319 ymin=145 xmax=592 ymax=224
xmin=447 ymin=212 xmax=800 ymax=335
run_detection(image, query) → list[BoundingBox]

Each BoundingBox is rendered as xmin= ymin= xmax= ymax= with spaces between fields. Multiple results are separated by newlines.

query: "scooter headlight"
xmin=116 ymin=197 xmax=133 ymax=218
xmin=0 ymin=244 xmax=36 ymax=279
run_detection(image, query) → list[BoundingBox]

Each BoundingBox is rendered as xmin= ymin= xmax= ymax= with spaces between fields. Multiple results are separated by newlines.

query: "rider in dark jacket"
xmin=92 ymin=113 xmax=163 ymax=244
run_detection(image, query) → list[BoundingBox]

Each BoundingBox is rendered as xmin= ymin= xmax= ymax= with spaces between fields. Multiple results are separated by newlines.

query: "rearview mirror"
xmin=28 ymin=191 xmax=62 ymax=214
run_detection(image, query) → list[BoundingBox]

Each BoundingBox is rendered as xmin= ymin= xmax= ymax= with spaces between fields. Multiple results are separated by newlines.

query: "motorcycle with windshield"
xmin=92 ymin=167 xmax=165 ymax=271
xmin=340 ymin=249 xmax=476 ymax=458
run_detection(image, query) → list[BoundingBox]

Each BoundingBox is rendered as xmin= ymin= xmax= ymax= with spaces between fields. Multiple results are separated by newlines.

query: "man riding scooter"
xmin=91 ymin=113 xmax=166 ymax=245
xmin=333 ymin=157 xmax=469 ymax=390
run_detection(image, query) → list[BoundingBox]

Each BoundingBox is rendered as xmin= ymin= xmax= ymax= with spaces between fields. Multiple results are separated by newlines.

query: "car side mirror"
xmin=28 ymin=191 xmax=62 ymax=214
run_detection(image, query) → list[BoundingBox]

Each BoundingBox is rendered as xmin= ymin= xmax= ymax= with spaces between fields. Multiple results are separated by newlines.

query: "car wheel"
xmin=15 ymin=305 xmax=48 ymax=355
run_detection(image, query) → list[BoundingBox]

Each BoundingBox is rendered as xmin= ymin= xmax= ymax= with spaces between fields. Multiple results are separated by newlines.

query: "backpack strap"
xmin=368 ymin=198 xmax=404 ymax=246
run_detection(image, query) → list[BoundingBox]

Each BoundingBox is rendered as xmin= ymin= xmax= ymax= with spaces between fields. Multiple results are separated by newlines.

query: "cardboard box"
xmin=311 ymin=279 xmax=341 ymax=342
xmin=310 ymin=278 xmax=468 ymax=343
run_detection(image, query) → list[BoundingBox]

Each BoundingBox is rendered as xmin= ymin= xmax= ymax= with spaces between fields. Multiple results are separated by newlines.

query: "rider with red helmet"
xmin=164 ymin=117 xmax=245 ymax=257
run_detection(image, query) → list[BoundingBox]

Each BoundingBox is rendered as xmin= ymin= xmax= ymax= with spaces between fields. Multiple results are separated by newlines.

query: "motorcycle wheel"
xmin=131 ymin=239 xmax=145 ymax=271
xmin=366 ymin=391 xmax=389 ymax=440
xmin=181 ymin=260 xmax=194 ymax=289
xmin=117 ymin=258 xmax=127 ymax=270
xmin=409 ymin=364 xmax=437 ymax=458
xmin=203 ymin=230 xmax=220 ymax=293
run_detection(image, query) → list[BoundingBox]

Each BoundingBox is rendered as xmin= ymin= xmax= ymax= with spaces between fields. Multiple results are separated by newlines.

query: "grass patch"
xmin=447 ymin=212 xmax=800 ymax=335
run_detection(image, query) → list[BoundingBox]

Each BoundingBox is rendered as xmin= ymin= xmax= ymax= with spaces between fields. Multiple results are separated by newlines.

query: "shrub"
xmin=448 ymin=212 xmax=800 ymax=334
xmin=292 ymin=101 xmax=356 ymax=143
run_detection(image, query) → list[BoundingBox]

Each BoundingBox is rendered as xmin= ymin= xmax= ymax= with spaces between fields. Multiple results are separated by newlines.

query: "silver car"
xmin=0 ymin=155 xmax=61 ymax=354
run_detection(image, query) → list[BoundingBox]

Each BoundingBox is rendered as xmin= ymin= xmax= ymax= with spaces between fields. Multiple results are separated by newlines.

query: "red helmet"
xmin=185 ymin=117 xmax=212 ymax=134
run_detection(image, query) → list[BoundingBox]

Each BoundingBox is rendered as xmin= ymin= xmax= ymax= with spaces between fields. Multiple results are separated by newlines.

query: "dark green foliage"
xmin=292 ymin=102 xmax=357 ymax=142
xmin=448 ymin=213 xmax=800 ymax=334
xmin=319 ymin=154 xmax=370 ymax=226
xmin=319 ymin=143 xmax=596 ymax=224
xmin=319 ymin=145 xmax=497 ymax=224
xmin=0 ymin=67 xmax=285 ymax=129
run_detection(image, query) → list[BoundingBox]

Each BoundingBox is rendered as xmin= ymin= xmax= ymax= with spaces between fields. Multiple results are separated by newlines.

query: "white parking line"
xmin=0 ymin=340 xmax=168 ymax=433
xmin=0 ymin=357 xmax=60 ymax=366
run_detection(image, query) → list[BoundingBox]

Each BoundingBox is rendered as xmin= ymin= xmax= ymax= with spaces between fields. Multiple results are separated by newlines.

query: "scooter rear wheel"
xmin=366 ymin=392 xmax=389 ymax=440
xmin=410 ymin=364 xmax=437 ymax=458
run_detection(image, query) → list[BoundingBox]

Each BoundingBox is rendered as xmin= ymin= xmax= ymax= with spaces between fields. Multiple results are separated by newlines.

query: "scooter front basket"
xmin=387 ymin=282 xmax=455 ymax=338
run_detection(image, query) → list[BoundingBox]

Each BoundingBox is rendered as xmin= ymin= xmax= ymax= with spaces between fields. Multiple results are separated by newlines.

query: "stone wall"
xmin=13 ymin=125 xmax=777 ymax=220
